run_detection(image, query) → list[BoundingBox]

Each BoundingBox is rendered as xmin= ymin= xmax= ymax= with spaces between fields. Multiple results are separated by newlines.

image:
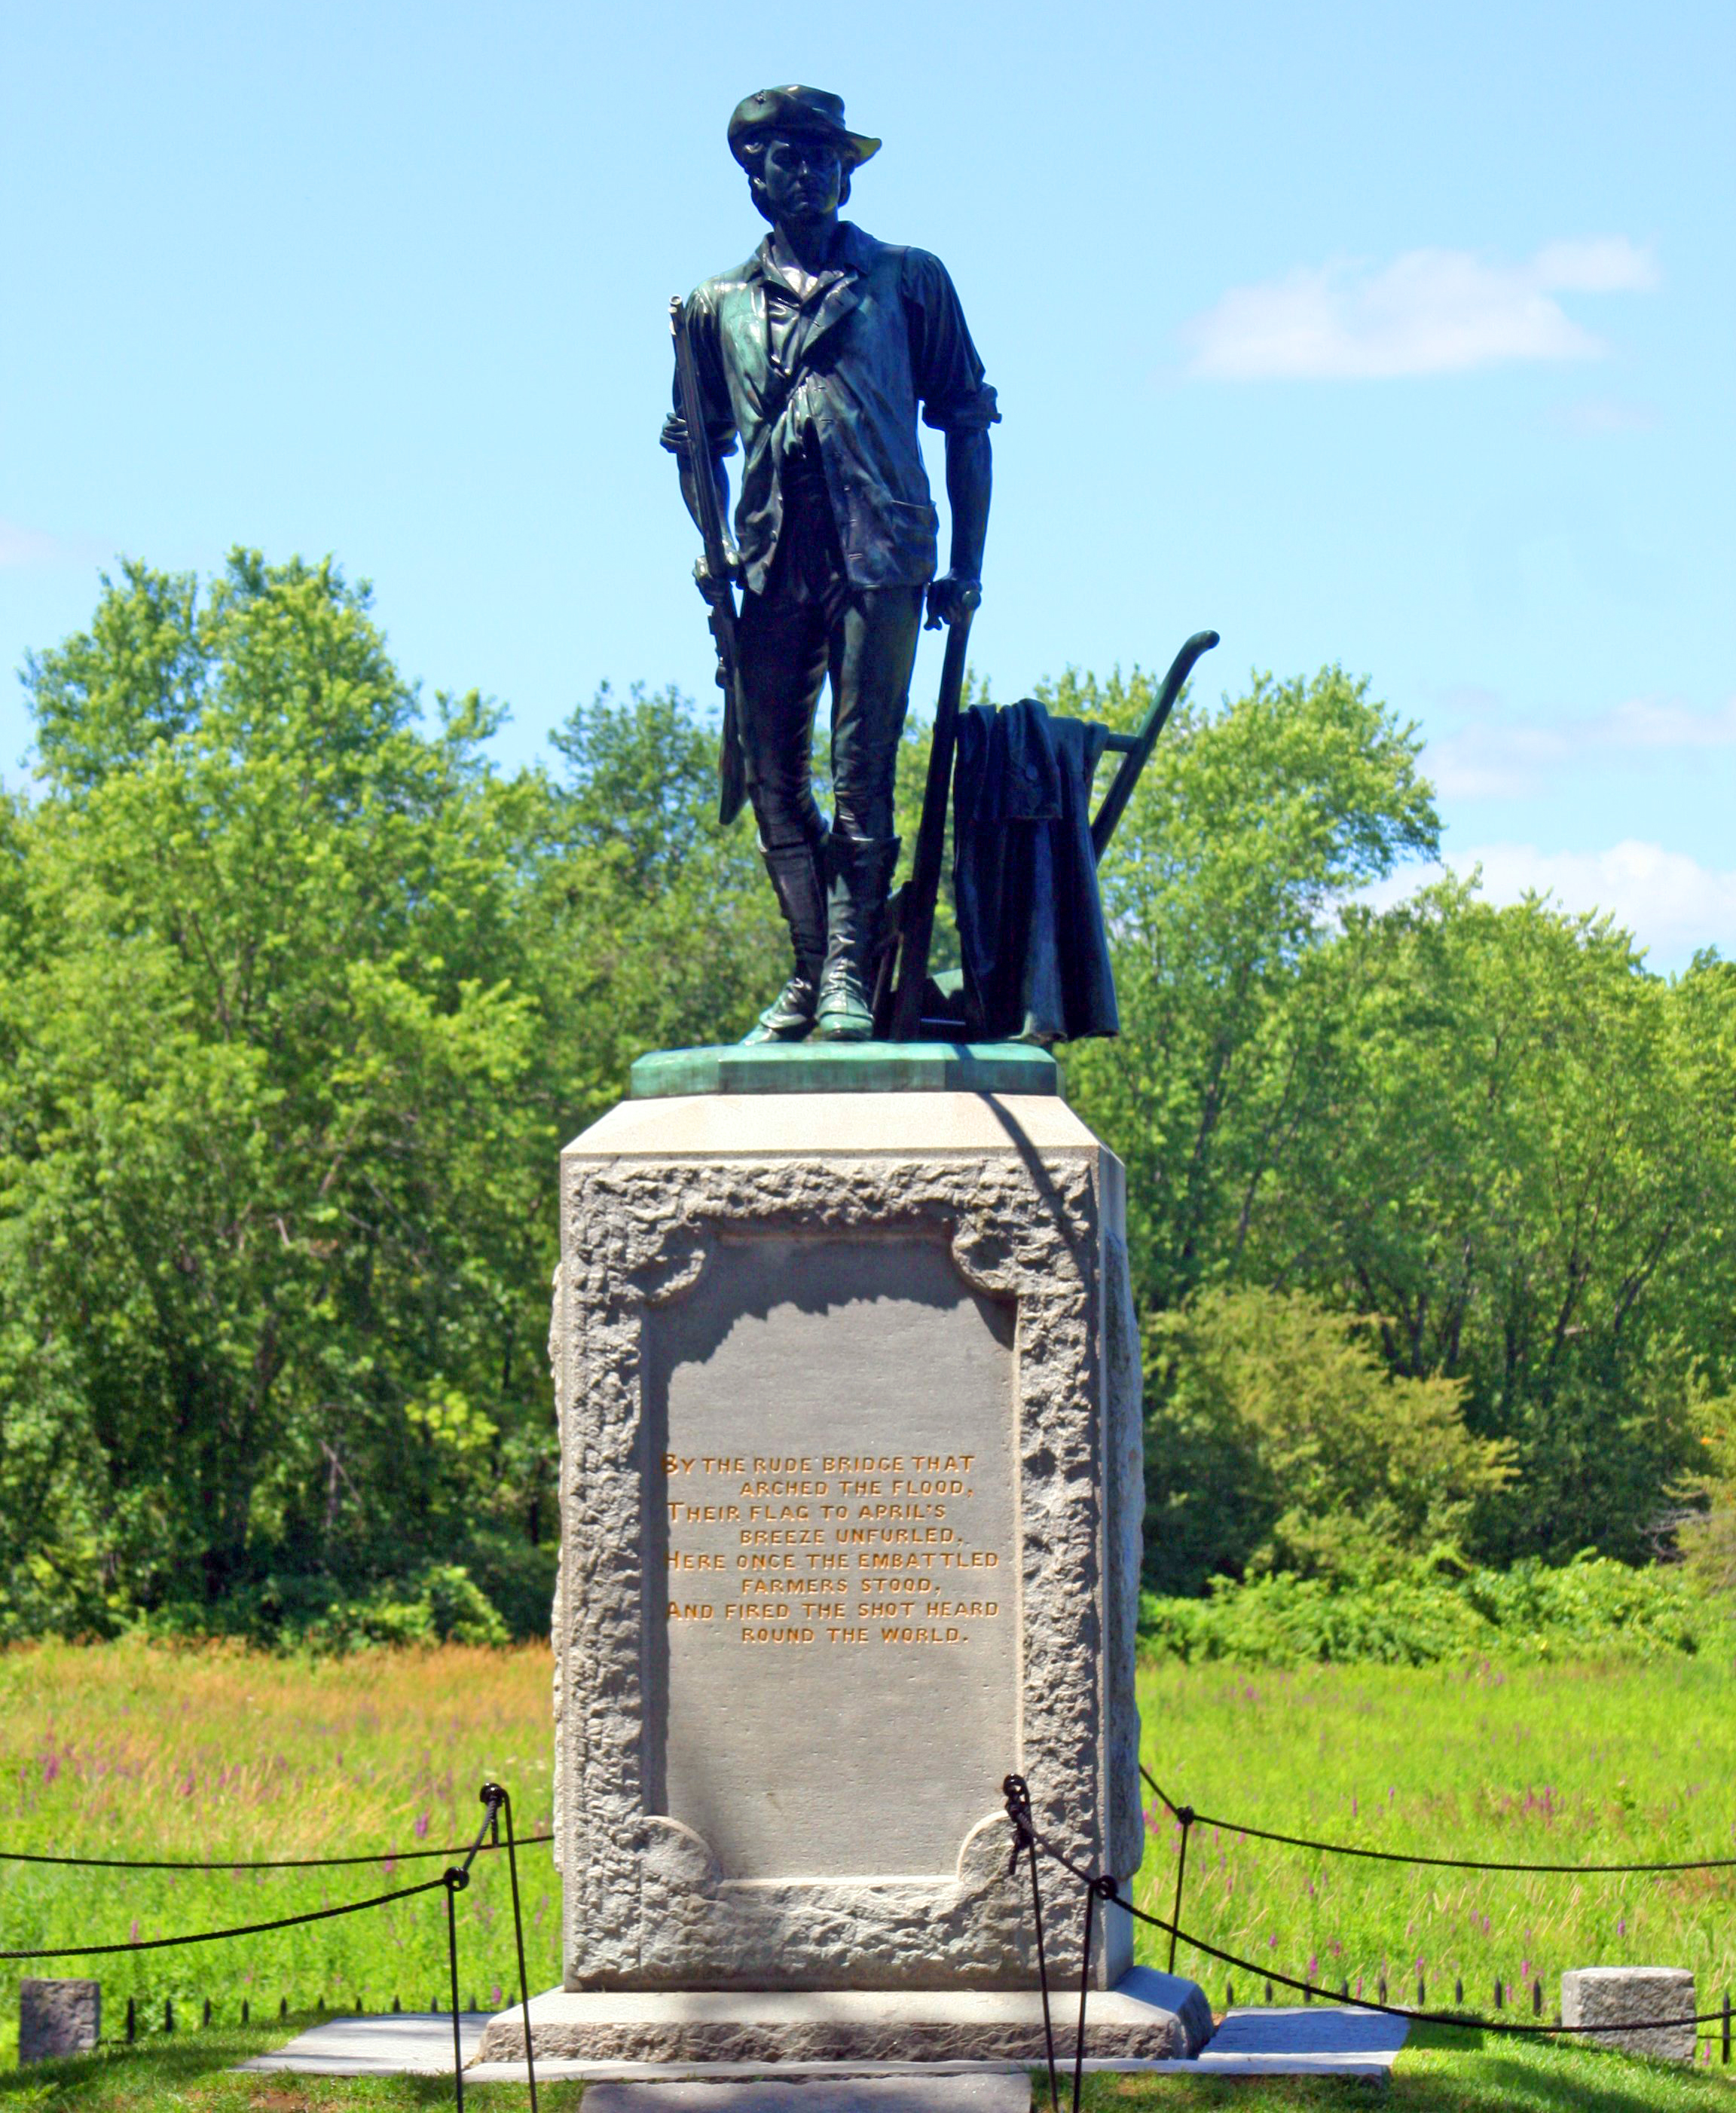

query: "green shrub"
xmin=1140 ymin=1553 xmax=1710 ymax=1667
xmin=136 ymin=1561 xmax=511 ymax=1653
xmin=301 ymin=1564 xmax=509 ymax=1650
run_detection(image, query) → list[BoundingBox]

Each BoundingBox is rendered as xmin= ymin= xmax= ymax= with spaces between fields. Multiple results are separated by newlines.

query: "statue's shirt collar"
xmin=747 ymin=222 xmax=878 ymax=301
xmin=745 ymin=224 xmax=879 ymax=381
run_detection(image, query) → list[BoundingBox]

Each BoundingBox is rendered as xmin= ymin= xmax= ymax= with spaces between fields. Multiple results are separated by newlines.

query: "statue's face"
xmin=759 ymin=133 xmax=844 ymax=224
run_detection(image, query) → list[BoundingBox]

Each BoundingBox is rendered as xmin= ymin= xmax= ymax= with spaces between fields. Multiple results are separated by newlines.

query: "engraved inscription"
xmin=664 ymin=1448 xmax=1004 ymax=1647
xmin=645 ymin=1234 xmax=1017 ymax=1879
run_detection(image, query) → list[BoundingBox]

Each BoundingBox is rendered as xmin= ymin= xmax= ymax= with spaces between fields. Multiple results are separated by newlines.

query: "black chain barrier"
xmin=1120 ymin=1893 xmax=1732 ymax=2038
xmin=0 ymin=1833 xmax=553 ymax=1871
xmin=0 ymin=1877 xmax=451 ymax=1961
xmin=1007 ymin=1769 xmax=1729 ymax=2081
xmin=14 ymin=1750 xmax=1725 ymax=2106
xmin=1142 ymin=1761 xmax=1736 ymax=1876
xmin=0 ymin=1778 xmax=542 ymax=2111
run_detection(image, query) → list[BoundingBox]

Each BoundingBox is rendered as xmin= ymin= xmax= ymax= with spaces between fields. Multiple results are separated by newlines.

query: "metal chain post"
xmin=1004 ymin=1775 xmax=1060 ymax=2113
xmin=1167 ymin=1806 xmax=1195 ymax=1975
xmin=1074 ymin=1876 xmax=1116 ymax=2113
xmin=444 ymin=1869 xmax=467 ymax=2109
xmin=482 ymin=1781 xmax=539 ymax=2111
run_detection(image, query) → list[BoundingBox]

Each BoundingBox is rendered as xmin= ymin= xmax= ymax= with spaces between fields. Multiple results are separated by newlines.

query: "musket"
xmin=669 ymin=296 xmax=748 ymax=827
xmin=885 ymin=592 xmax=980 ymax=1042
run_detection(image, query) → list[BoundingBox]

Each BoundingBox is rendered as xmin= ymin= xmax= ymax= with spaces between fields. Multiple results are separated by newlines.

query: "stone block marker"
xmin=1561 ymin=1968 xmax=1697 ymax=2063
xmin=19 ymin=1978 xmax=100 ymax=2063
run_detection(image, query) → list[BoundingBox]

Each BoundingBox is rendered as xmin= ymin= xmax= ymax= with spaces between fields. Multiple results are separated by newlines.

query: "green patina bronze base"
xmin=628 ymin=1040 xmax=1059 ymax=1099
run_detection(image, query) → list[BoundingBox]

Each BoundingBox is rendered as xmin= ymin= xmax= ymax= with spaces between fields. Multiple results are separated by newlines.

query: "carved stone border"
xmin=552 ymin=1140 xmax=1142 ymax=1992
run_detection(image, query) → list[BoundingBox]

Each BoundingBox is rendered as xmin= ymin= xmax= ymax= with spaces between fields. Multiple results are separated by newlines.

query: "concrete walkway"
xmin=242 ymin=2004 xmax=1409 ymax=2085
xmin=1182 ymin=2006 xmax=1410 ymax=2076
xmin=237 ymin=2011 xmax=491 ymax=2075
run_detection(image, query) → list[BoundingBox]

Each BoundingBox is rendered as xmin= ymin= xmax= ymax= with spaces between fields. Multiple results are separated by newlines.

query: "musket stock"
xmin=669 ymin=297 xmax=748 ymax=827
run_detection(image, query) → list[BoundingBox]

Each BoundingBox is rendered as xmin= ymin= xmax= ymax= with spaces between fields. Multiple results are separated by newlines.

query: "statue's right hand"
xmin=693 ymin=549 xmax=744 ymax=607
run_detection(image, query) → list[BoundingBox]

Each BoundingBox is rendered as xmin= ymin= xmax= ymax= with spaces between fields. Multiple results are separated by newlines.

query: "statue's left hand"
xmin=693 ymin=546 xmax=744 ymax=608
xmin=925 ymin=573 xmax=982 ymax=631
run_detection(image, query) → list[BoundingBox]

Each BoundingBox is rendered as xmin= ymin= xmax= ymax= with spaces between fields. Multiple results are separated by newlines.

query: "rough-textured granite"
xmin=539 ymin=1087 xmax=1147 ymax=2021
xmin=1561 ymin=1968 xmax=1696 ymax=2063
xmin=20 ymin=1979 xmax=100 ymax=2063
xmin=475 ymin=1976 xmax=1211 ymax=2066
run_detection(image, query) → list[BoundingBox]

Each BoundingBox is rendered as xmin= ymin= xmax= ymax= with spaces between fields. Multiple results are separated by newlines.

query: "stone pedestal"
xmin=481 ymin=1048 xmax=1201 ymax=2064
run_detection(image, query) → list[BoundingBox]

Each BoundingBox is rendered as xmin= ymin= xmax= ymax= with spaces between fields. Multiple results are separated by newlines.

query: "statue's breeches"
xmin=736 ymin=582 xmax=923 ymax=849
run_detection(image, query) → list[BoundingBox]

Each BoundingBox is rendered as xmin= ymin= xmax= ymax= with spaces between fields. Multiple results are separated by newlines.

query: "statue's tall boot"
xmin=741 ymin=835 xmax=830 ymax=1044
xmin=814 ymin=834 xmax=900 ymax=1043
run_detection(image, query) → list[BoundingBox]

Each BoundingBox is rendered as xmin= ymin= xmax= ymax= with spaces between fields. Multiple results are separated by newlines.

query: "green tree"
xmin=2 ymin=554 xmax=560 ymax=1622
xmin=1238 ymin=885 xmax=1730 ymax=1564
xmin=1056 ymin=664 xmax=1438 ymax=1310
xmin=1142 ymin=1285 xmax=1512 ymax=1596
xmin=537 ymin=680 xmax=785 ymax=1109
xmin=0 ymin=557 xmax=779 ymax=1636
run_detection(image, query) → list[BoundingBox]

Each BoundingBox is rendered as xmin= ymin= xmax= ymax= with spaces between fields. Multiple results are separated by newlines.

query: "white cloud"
xmin=1181 ymin=237 xmax=1658 ymax=381
xmin=1365 ymin=842 xmax=1736 ymax=963
xmin=1452 ymin=840 xmax=1736 ymax=963
xmin=1426 ymin=693 xmax=1736 ymax=799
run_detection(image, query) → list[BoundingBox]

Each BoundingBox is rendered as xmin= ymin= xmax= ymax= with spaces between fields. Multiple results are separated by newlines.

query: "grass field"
xmin=1128 ymin=1652 xmax=1736 ymax=2039
xmin=0 ymin=1642 xmax=558 ymax=2068
xmin=5 ymin=1641 xmax=1736 ymax=2107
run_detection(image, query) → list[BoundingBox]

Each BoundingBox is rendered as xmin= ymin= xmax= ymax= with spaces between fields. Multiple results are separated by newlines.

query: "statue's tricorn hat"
xmin=728 ymin=86 xmax=881 ymax=172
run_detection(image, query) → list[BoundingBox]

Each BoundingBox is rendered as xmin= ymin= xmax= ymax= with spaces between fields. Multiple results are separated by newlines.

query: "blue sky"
xmin=2 ymin=0 xmax=1731 ymax=965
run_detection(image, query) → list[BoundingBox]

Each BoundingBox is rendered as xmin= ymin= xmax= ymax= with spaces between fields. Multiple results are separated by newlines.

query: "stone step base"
xmin=472 ymin=1969 xmax=1212 ymax=2066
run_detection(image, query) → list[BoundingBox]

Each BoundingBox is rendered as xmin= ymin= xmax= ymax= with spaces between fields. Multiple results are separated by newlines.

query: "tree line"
xmin=1 ymin=552 xmax=1731 ymax=1643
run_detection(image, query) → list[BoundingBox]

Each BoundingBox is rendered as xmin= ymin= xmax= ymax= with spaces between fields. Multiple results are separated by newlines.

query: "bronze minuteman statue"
xmin=665 ymin=85 xmax=996 ymax=1043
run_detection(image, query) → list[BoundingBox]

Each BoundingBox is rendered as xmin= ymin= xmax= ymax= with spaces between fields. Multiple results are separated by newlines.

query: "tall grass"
xmin=1132 ymin=1653 xmax=1736 ymax=2032
xmin=0 ymin=1641 xmax=557 ymax=2063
